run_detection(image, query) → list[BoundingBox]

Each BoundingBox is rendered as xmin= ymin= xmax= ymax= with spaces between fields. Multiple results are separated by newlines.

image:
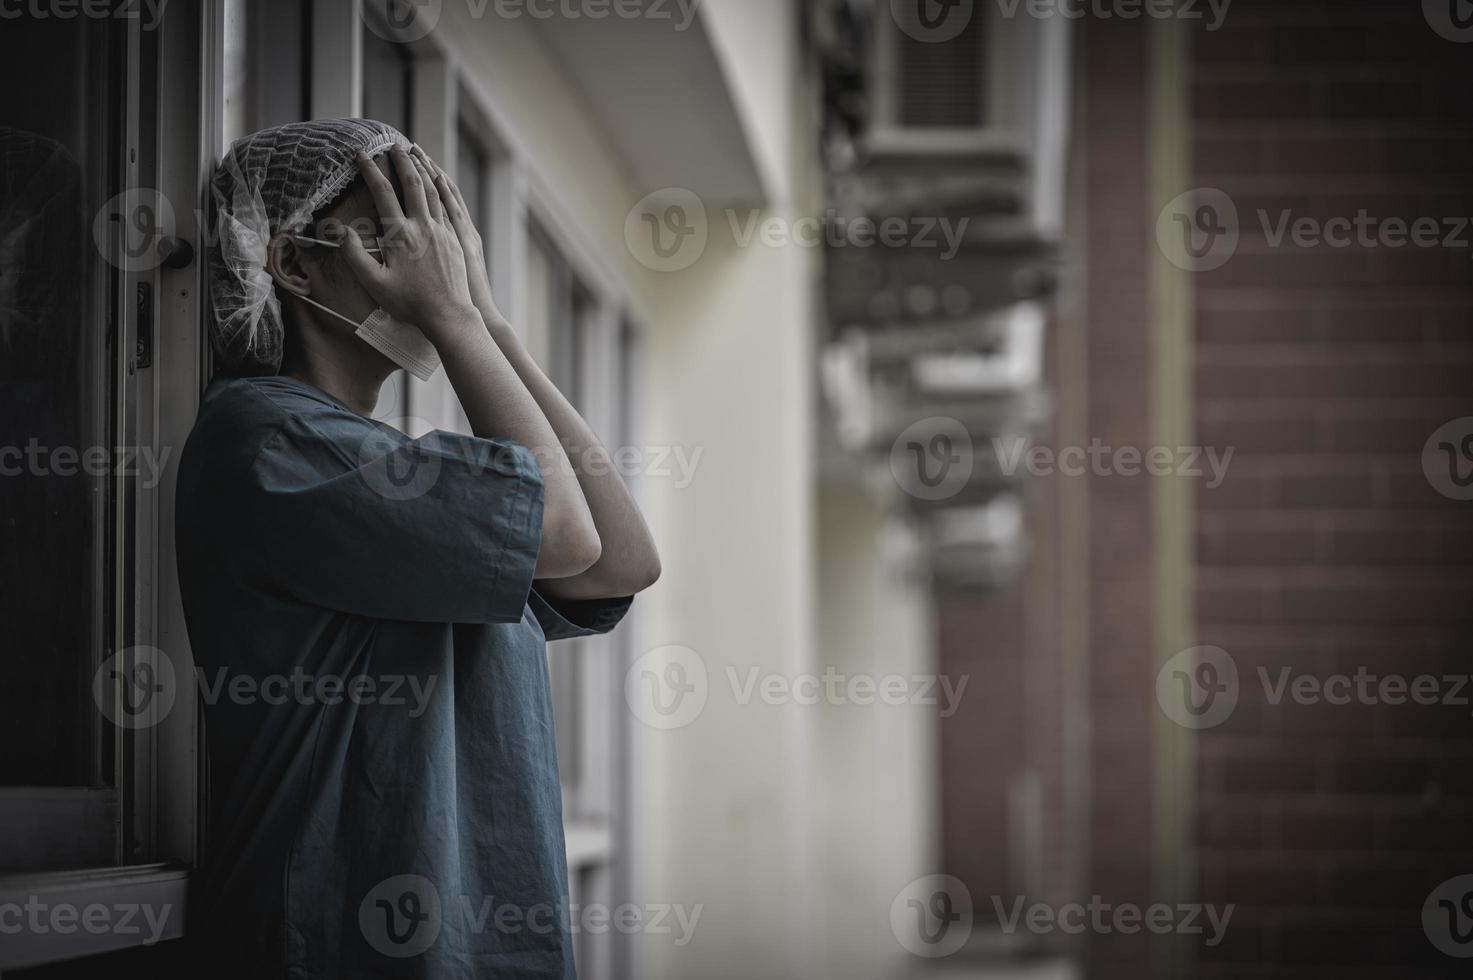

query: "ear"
xmin=266 ymin=233 xmax=313 ymax=299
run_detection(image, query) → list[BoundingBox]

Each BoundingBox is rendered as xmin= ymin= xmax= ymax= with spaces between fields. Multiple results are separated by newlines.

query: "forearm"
xmin=429 ymin=307 xmax=601 ymax=580
xmin=480 ymin=309 xmax=661 ymax=599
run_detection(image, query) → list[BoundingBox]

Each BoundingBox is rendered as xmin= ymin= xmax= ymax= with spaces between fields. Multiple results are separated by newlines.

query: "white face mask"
xmin=291 ymin=235 xmax=442 ymax=383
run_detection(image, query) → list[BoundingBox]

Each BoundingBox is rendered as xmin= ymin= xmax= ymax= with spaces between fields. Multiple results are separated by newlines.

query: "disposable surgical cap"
xmin=208 ymin=118 xmax=411 ymax=376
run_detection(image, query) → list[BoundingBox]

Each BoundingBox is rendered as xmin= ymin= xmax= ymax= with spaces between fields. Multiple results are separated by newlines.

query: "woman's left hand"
xmin=410 ymin=147 xmax=506 ymax=327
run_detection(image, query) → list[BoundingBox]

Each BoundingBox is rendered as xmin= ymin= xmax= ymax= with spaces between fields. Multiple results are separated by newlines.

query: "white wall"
xmin=630 ymin=227 xmax=818 ymax=980
xmin=626 ymin=4 xmax=823 ymax=974
xmin=813 ymin=486 xmax=939 ymax=980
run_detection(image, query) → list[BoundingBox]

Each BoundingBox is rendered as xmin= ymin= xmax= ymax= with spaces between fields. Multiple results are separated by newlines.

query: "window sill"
xmin=0 ymin=864 xmax=190 ymax=971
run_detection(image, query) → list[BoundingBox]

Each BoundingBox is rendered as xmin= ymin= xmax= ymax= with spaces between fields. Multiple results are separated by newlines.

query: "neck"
xmin=280 ymin=318 xmax=394 ymax=416
xmin=281 ymin=361 xmax=386 ymax=416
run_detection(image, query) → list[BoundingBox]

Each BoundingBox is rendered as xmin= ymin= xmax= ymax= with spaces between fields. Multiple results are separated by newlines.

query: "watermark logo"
xmin=464 ymin=0 xmax=701 ymax=29
xmin=626 ymin=188 xmax=709 ymax=272
xmin=570 ymin=443 xmax=704 ymax=490
xmin=1423 ymin=417 xmax=1473 ymax=501
xmin=1161 ymin=649 xmax=1473 ymax=729
xmin=891 ymin=874 xmax=973 ymax=957
xmin=1424 ymin=875 xmax=1473 ymax=957
xmin=993 ymin=896 xmax=1233 ymax=945
xmin=361 ymin=875 xmax=443 ymax=958
xmin=726 ymin=667 xmax=969 ymax=717
xmin=194 ymin=667 xmax=439 ymax=717
xmin=891 ymin=0 xmax=975 ymax=43
xmin=1156 ymin=646 xmax=1238 ymax=730
xmin=625 ymin=645 xmax=708 ymax=729
xmin=1163 ymin=191 xmax=1473 ymax=272
xmin=365 ymin=0 xmax=443 ymax=41
xmin=93 ymin=646 xmax=177 ymax=730
xmin=1157 ymin=188 xmax=1239 ymax=272
xmin=356 ymin=424 xmax=704 ymax=502
xmin=994 ymin=437 xmax=1234 ymax=488
xmin=993 ymin=0 xmax=1231 ymax=31
xmin=358 ymin=418 xmax=445 ymax=502
xmin=628 ymin=194 xmax=969 ymax=270
xmin=725 ymin=210 xmax=969 ymax=260
xmin=92 ymin=188 xmax=177 ymax=273
xmin=1425 ymin=0 xmax=1473 ymax=42
xmin=891 ymin=417 xmax=975 ymax=501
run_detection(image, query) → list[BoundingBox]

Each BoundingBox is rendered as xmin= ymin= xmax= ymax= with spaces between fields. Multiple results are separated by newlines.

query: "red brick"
xmin=1278 ymin=805 xmax=1378 ymax=850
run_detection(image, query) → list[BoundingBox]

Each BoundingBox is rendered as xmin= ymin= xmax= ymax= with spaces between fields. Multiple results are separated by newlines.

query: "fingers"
xmin=445 ymin=167 xmax=471 ymax=217
xmin=411 ymin=146 xmax=455 ymax=219
xmin=412 ymin=145 xmax=471 ymax=223
xmin=390 ymin=145 xmax=431 ymax=221
xmin=433 ymin=169 xmax=466 ymax=227
xmin=410 ymin=152 xmax=445 ymax=223
xmin=356 ymin=150 xmax=405 ymax=227
xmin=340 ymin=228 xmax=384 ymax=288
xmin=410 ymin=144 xmax=440 ymax=180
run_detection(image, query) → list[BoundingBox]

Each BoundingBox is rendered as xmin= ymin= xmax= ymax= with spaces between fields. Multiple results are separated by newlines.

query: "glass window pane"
xmin=455 ymin=121 xmax=490 ymax=270
xmin=0 ymin=15 xmax=122 ymax=869
xmin=566 ymin=284 xmax=593 ymax=413
xmin=523 ymin=231 xmax=553 ymax=369
xmin=361 ymin=28 xmax=413 ymax=135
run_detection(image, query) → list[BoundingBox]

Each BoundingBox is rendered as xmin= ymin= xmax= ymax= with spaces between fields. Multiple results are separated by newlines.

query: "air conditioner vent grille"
xmin=897 ymin=12 xmax=986 ymax=128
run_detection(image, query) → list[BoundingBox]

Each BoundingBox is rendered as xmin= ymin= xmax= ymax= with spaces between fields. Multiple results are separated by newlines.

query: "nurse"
xmin=175 ymin=119 xmax=659 ymax=980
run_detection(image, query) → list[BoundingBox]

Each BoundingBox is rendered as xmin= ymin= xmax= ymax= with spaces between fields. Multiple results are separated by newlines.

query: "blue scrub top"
xmin=175 ymin=376 xmax=629 ymax=979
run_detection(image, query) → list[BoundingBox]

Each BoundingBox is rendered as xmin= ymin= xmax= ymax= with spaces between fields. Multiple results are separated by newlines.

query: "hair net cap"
xmin=208 ymin=118 xmax=411 ymax=376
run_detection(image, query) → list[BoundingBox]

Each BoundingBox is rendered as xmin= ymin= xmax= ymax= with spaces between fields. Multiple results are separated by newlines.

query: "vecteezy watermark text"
xmin=994 ymin=437 xmax=1235 ymax=489
xmin=725 ymin=210 xmax=970 ymax=261
xmin=726 ymin=666 xmax=969 ymax=718
xmin=623 ymin=646 xmax=970 ymax=729
xmin=891 ymin=0 xmax=1231 ymax=45
xmin=0 ymin=0 xmax=168 ymax=29
xmin=1157 ymin=645 xmax=1473 ymax=731
xmin=365 ymin=0 xmax=701 ymax=44
xmin=1158 ymin=188 xmax=1473 ymax=272
xmin=358 ymin=874 xmax=701 ymax=959
xmin=993 ymin=896 xmax=1234 ymax=946
xmin=624 ymin=188 xmax=971 ymax=272
xmin=195 ymin=667 xmax=439 ymax=718
xmin=0 ymin=441 xmax=172 ymax=489
xmin=994 ymin=0 xmax=1231 ymax=31
xmin=0 ymin=897 xmax=173 ymax=945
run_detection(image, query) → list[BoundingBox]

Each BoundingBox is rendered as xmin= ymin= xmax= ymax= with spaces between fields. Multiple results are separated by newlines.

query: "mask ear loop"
xmin=293 ymin=293 xmax=364 ymax=329
xmin=291 ymin=234 xmax=384 ymax=255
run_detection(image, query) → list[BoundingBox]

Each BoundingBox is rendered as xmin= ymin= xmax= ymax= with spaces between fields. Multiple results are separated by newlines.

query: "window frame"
xmin=0 ymin=0 xmax=212 ymax=967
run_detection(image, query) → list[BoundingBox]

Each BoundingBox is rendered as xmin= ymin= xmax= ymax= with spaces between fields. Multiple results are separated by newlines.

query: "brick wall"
xmin=1190 ymin=1 xmax=1473 ymax=977
xmin=939 ymin=4 xmax=1472 ymax=978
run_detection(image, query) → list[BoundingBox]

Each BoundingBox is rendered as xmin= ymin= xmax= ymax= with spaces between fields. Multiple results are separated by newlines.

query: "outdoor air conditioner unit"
xmin=927 ymin=495 xmax=1031 ymax=590
xmin=820 ymin=301 xmax=1053 ymax=508
xmin=865 ymin=1 xmax=1071 ymax=238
